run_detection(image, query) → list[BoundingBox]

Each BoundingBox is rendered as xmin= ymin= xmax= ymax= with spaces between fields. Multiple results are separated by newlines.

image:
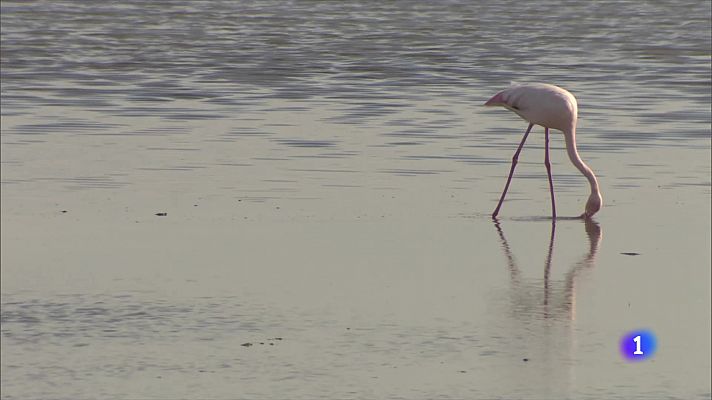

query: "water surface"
xmin=1 ymin=1 xmax=710 ymax=399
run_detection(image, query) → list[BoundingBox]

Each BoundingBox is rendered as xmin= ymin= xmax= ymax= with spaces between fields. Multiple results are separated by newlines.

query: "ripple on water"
xmin=0 ymin=294 xmax=277 ymax=345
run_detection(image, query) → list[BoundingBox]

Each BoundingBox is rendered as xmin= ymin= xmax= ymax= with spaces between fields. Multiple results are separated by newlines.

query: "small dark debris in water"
xmin=193 ymin=204 xmax=198 ymax=207
xmin=523 ymin=358 xmax=529 ymax=362
xmin=272 ymin=337 xmax=283 ymax=341
xmin=199 ymin=369 xmax=206 ymax=373
xmin=346 ymin=328 xmax=351 ymax=330
xmin=155 ymin=212 xmax=167 ymax=217
xmin=259 ymin=342 xmax=264 ymax=345
xmin=241 ymin=342 xmax=252 ymax=347
xmin=621 ymin=252 xmax=640 ymax=256
xmin=61 ymin=210 xmax=68 ymax=213
xmin=459 ymin=370 xmax=467 ymax=373
xmin=238 ymin=199 xmax=242 ymax=202
xmin=269 ymin=343 xmax=274 ymax=346
xmin=275 ymin=206 xmax=280 ymax=210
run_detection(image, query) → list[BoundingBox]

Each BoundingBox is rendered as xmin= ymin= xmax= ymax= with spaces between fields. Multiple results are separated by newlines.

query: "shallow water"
xmin=1 ymin=1 xmax=711 ymax=399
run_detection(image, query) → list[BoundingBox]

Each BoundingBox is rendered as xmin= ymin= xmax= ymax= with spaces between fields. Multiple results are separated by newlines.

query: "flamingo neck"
xmin=563 ymin=127 xmax=599 ymax=195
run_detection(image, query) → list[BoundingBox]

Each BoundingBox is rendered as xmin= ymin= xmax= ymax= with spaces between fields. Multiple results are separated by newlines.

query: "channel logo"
xmin=620 ymin=329 xmax=657 ymax=361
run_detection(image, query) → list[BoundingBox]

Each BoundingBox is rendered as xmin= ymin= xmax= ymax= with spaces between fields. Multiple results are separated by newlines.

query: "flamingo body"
xmin=485 ymin=83 xmax=577 ymax=132
xmin=485 ymin=83 xmax=602 ymax=219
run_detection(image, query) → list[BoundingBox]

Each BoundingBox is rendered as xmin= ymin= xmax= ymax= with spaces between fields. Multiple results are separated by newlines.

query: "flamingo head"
xmin=582 ymin=192 xmax=602 ymax=219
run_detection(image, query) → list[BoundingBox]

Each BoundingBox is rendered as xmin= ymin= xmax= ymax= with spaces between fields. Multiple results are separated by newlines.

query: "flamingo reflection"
xmin=492 ymin=218 xmax=602 ymax=320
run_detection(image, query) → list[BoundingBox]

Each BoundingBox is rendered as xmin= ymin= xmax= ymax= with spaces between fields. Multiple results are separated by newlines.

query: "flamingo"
xmin=484 ymin=83 xmax=602 ymax=219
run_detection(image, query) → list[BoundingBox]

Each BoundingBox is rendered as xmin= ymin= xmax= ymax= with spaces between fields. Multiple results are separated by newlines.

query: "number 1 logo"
xmin=620 ymin=330 xmax=656 ymax=361
xmin=633 ymin=335 xmax=643 ymax=355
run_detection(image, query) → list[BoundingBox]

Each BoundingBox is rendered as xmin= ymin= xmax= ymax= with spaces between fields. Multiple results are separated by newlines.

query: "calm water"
xmin=1 ymin=1 xmax=711 ymax=399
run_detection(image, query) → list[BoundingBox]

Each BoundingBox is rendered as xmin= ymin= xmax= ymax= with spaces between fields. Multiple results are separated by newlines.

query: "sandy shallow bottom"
xmin=1 ymin=172 xmax=710 ymax=399
xmin=1 ymin=3 xmax=710 ymax=395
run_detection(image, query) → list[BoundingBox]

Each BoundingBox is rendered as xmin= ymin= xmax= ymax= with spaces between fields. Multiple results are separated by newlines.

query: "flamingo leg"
xmin=492 ymin=123 xmax=534 ymax=218
xmin=544 ymin=127 xmax=557 ymax=219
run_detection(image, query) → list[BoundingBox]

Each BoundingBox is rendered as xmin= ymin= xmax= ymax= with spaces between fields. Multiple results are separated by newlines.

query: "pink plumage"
xmin=485 ymin=83 xmax=601 ymax=219
xmin=485 ymin=83 xmax=577 ymax=132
